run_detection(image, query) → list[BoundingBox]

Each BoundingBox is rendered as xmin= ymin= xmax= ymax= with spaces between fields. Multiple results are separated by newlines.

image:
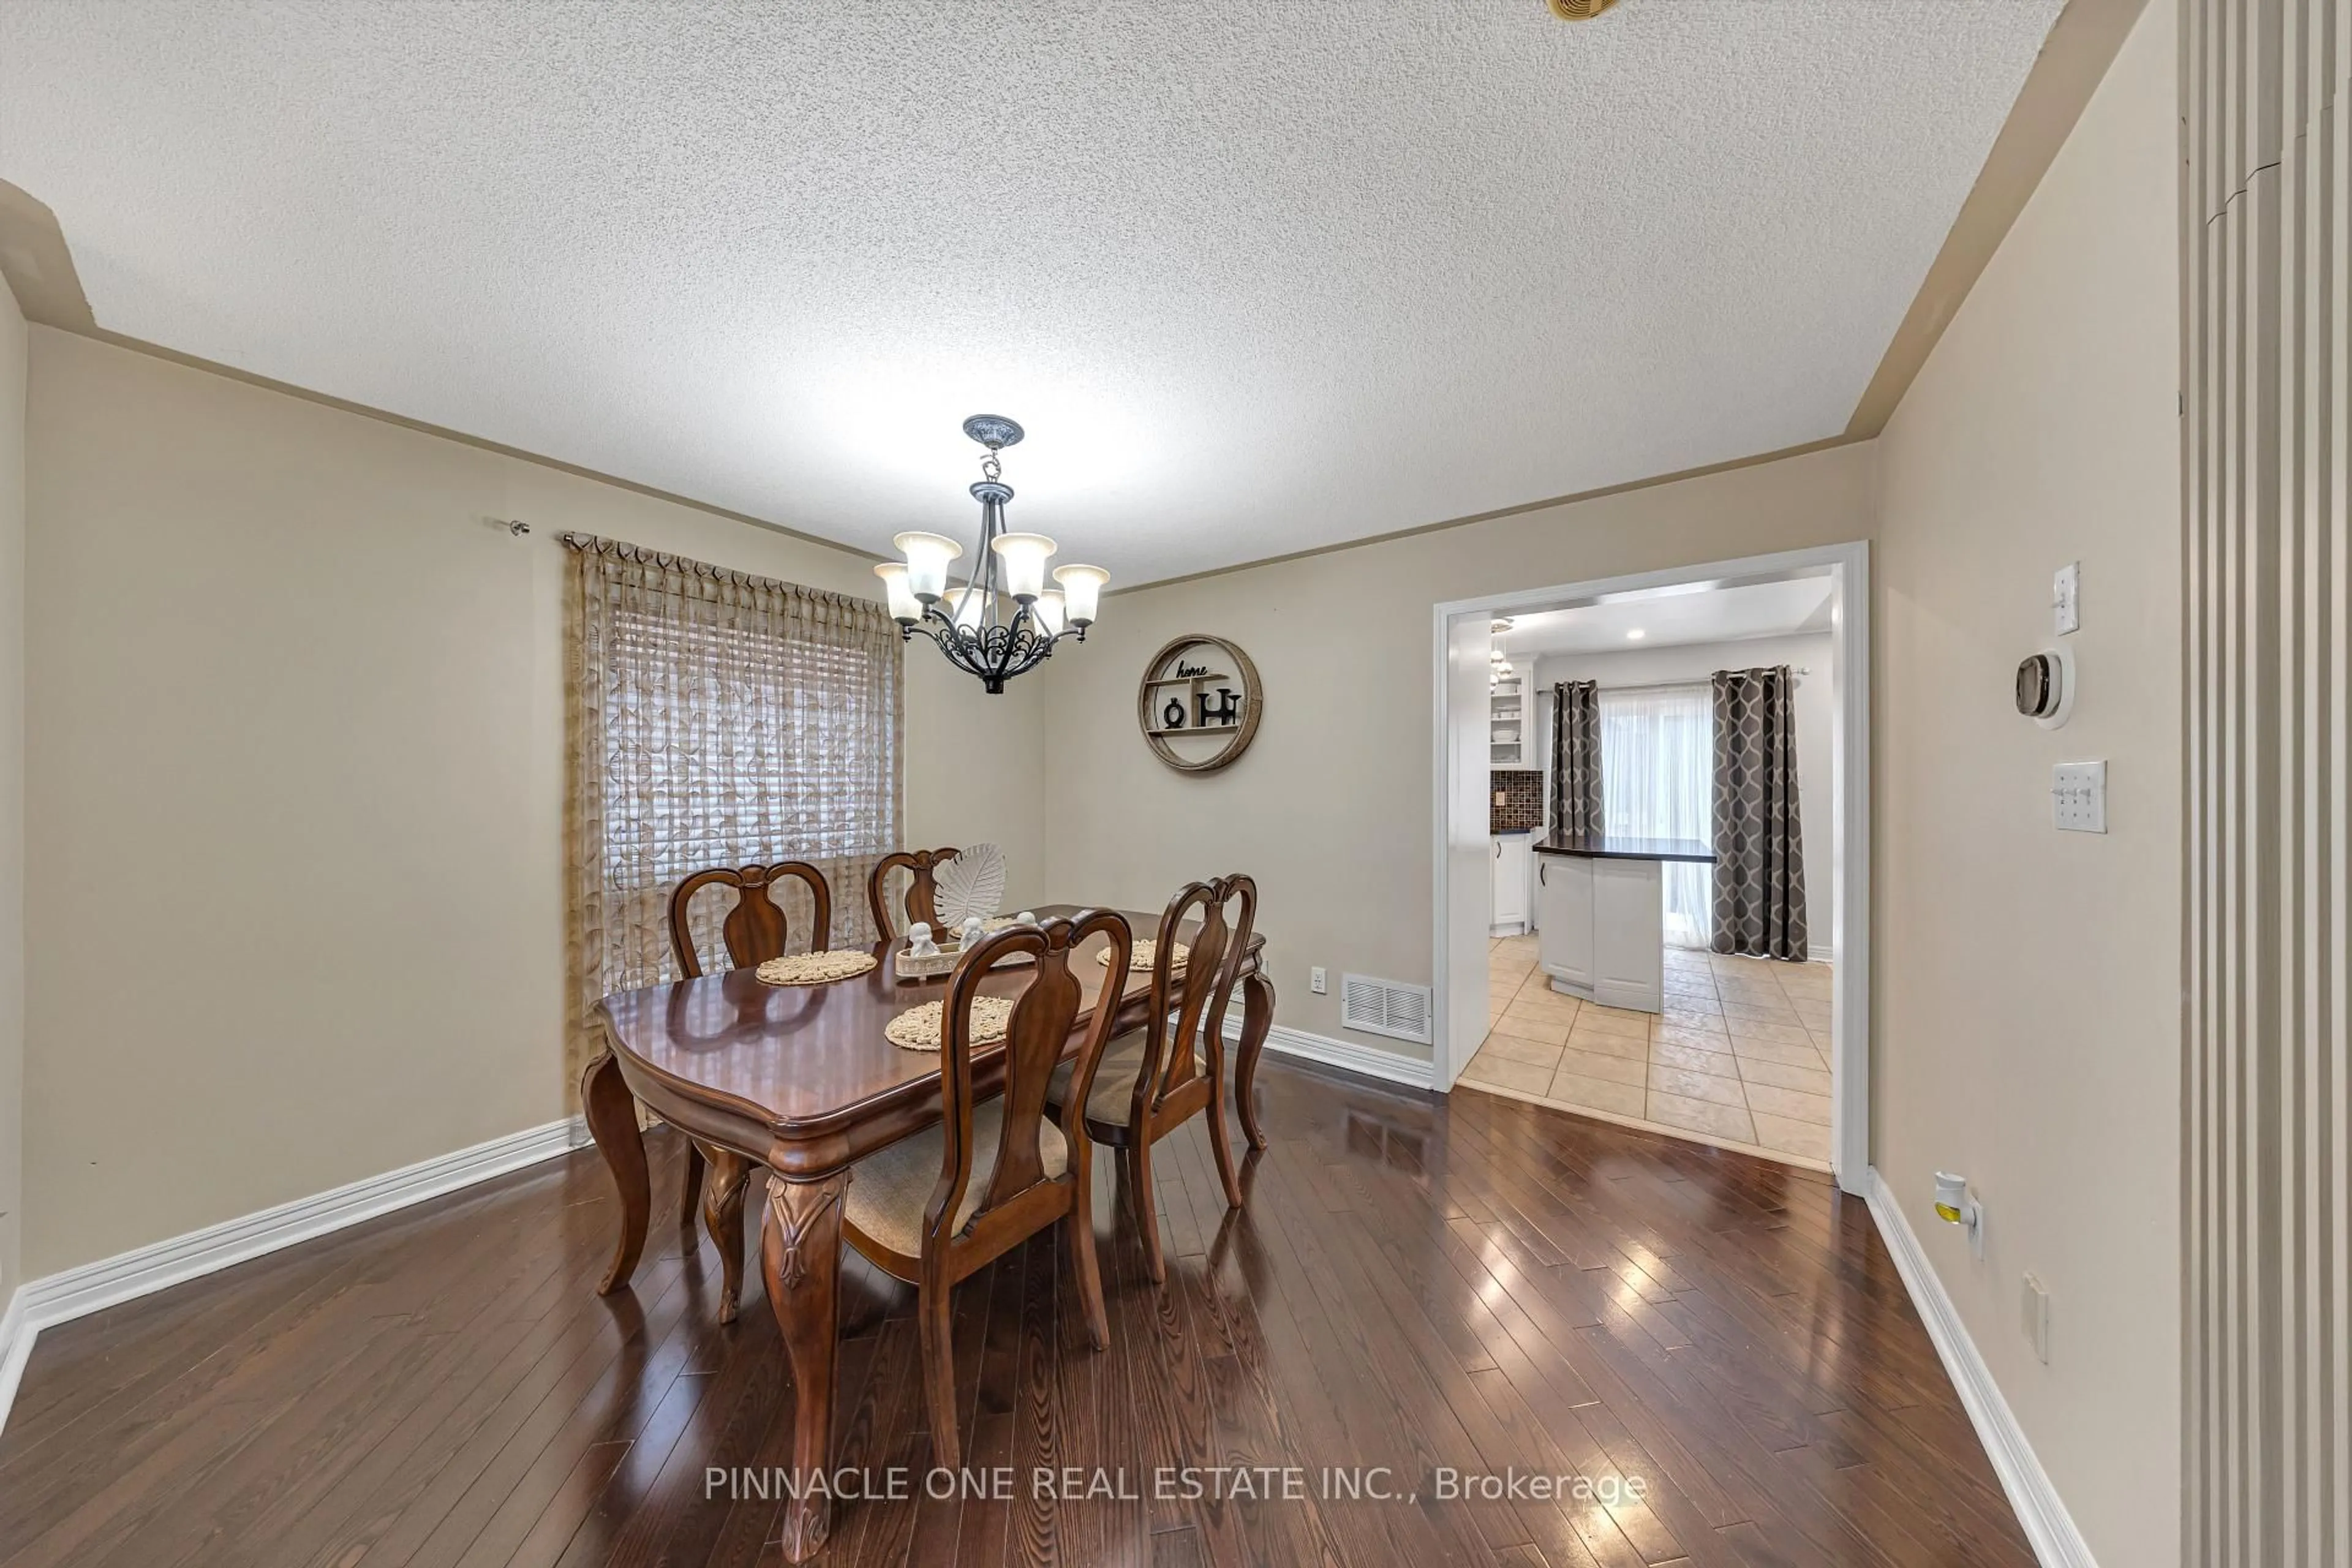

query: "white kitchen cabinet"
xmin=1534 ymin=850 xmax=1591 ymax=989
xmin=1535 ymin=842 xmax=1700 ymax=1013
xmin=1488 ymin=834 xmax=1534 ymax=934
xmin=1490 ymin=665 xmax=1525 ymax=766
xmin=1589 ymin=857 xmax=1667 ymax=1007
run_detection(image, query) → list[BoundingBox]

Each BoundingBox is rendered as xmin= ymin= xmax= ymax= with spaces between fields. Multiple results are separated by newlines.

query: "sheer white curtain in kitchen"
xmin=1598 ymin=684 xmax=1714 ymax=947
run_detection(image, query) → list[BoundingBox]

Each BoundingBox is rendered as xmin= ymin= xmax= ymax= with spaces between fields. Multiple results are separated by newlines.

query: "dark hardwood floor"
xmin=0 ymin=1061 xmax=2034 ymax=1567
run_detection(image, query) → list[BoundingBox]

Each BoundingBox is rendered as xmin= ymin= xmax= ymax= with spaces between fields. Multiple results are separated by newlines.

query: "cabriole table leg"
xmin=580 ymin=1050 xmax=650 ymax=1294
xmin=763 ymin=1169 xmax=849 ymax=1562
xmin=1235 ymin=969 xmax=1276 ymax=1150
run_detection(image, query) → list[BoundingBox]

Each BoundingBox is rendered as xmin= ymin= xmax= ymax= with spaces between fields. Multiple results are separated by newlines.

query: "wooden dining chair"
xmin=1047 ymin=875 xmax=1254 ymax=1283
xmin=663 ymin=859 xmax=834 ymax=1321
xmin=865 ymin=846 xmax=959 ymax=942
xmin=668 ymin=860 xmax=834 ymax=980
xmin=838 ymin=910 xmax=1129 ymax=1469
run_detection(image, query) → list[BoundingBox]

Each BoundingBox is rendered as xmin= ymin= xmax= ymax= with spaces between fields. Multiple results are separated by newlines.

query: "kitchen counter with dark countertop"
xmin=1532 ymin=833 xmax=1717 ymax=864
xmin=1534 ymin=837 xmax=1708 ymax=1012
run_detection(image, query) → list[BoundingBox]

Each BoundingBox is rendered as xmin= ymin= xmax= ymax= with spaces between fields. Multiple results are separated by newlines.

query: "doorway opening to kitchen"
xmin=1430 ymin=544 xmax=1869 ymax=1188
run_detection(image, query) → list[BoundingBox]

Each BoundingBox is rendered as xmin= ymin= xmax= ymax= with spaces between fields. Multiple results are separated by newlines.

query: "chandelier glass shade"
xmin=878 ymin=416 xmax=1104 ymax=693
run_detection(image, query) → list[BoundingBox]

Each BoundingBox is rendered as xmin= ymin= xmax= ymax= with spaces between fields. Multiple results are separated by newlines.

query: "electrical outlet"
xmin=2022 ymin=1272 xmax=2052 ymax=1362
xmin=2053 ymin=760 xmax=2107 ymax=832
xmin=1310 ymin=966 xmax=1327 ymax=995
xmin=2052 ymin=561 xmax=2081 ymax=635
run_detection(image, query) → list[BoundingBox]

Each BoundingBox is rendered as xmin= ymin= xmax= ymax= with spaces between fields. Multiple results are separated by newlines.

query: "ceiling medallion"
xmin=1547 ymin=0 xmax=1619 ymax=18
xmin=875 ymin=416 xmax=1108 ymax=695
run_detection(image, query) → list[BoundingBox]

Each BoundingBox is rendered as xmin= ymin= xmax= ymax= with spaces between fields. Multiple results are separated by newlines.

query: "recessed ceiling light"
xmin=1626 ymin=628 xmax=1646 ymax=641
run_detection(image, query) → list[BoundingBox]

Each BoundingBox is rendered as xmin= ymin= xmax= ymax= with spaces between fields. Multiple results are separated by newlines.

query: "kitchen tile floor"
xmin=1462 ymin=932 xmax=1835 ymax=1167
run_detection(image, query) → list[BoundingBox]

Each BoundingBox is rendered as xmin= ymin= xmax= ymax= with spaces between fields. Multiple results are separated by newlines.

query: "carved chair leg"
xmin=763 ymin=1171 xmax=848 ymax=1564
xmin=697 ymin=1144 xmax=752 ymax=1324
xmin=1205 ymin=1063 xmax=1246 ymax=1212
xmin=1067 ymin=1195 xmax=1110 ymax=1351
xmin=1129 ymin=1137 xmax=1166 ymax=1285
xmin=917 ymin=1286 xmax=960 ymax=1472
xmin=580 ymin=1051 xmax=649 ymax=1295
xmin=680 ymin=1139 xmax=707 ymax=1228
xmin=1235 ymin=970 xmax=1276 ymax=1151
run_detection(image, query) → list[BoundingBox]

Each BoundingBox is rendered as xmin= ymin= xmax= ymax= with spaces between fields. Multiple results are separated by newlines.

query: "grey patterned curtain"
xmin=1709 ymin=666 xmax=1807 ymax=959
xmin=1550 ymin=680 xmax=1601 ymax=837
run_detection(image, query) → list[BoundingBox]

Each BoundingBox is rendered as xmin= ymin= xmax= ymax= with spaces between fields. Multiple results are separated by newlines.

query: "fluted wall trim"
xmin=2182 ymin=2 xmax=2350 ymax=1564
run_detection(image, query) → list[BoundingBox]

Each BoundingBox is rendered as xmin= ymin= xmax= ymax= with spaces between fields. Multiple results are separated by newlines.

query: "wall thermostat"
xmin=2016 ymin=644 xmax=2075 ymax=729
xmin=2016 ymin=652 xmax=2061 ymax=716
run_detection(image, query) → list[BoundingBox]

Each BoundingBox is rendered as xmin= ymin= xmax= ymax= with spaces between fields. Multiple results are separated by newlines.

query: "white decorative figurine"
xmin=958 ymin=915 xmax=985 ymax=949
xmin=905 ymin=921 xmax=938 ymax=959
xmin=1014 ymin=910 xmax=1037 ymax=926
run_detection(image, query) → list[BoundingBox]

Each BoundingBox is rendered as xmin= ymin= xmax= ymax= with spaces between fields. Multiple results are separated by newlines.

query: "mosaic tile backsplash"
xmin=1491 ymin=769 xmax=1544 ymax=833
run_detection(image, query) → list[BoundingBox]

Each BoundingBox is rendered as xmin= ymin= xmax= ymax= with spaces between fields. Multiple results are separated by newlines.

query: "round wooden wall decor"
xmin=1137 ymin=634 xmax=1263 ymax=774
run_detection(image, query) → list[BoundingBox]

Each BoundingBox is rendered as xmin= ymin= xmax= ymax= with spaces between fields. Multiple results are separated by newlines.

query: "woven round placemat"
xmin=884 ymin=995 xmax=1016 ymax=1052
xmin=753 ymin=950 xmax=878 ymax=987
xmin=1098 ymin=938 xmax=1188 ymax=973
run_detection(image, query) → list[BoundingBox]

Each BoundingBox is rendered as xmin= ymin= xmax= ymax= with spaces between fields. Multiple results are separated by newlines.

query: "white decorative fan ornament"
xmin=933 ymin=842 xmax=1006 ymax=929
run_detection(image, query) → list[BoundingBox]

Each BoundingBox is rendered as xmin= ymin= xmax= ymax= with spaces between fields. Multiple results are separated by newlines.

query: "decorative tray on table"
xmin=890 ymin=915 xmax=1033 ymax=982
xmin=892 ymin=943 xmax=959 ymax=982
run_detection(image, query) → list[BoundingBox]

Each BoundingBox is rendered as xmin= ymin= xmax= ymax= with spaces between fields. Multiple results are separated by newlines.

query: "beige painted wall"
xmin=1534 ymin=631 xmax=1838 ymax=948
xmin=1872 ymin=4 xmax=2178 ymax=1564
xmin=9 ymin=53 xmax=2185 ymax=1568
xmin=20 ymin=330 xmax=1044 ymax=1278
xmin=1034 ymin=445 xmax=1875 ymax=1053
xmin=0 ymin=279 xmax=24 ymax=1306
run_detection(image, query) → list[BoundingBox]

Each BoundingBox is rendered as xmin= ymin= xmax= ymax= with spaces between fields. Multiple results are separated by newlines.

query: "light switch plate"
xmin=2053 ymin=760 xmax=2106 ymax=832
xmin=2052 ymin=561 xmax=2081 ymax=635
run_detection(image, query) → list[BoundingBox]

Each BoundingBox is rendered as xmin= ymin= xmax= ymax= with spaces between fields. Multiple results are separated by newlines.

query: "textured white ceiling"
xmin=0 ymin=0 xmax=2060 ymax=584
xmin=1498 ymin=577 xmax=1835 ymax=657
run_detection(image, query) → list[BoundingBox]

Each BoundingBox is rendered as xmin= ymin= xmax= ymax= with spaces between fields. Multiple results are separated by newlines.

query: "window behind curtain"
xmin=562 ymin=535 xmax=904 ymax=1091
xmin=601 ymin=607 xmax=897 ymax=895
xmin=1598 ymin=684 xmax=1714 ymax=947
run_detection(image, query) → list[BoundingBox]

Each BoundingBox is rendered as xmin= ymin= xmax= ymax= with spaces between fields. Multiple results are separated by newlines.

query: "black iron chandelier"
xmin=875 ymin=415 xmax=1107 ymax=695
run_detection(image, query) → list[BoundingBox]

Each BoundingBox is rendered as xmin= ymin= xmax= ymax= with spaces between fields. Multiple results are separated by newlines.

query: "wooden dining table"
xmin=581 ymin=903 xmax=1274 ymax=1562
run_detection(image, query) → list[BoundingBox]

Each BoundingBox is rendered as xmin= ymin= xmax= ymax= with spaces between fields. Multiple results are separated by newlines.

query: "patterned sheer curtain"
xmin=562 ymin=534 xmax=904 ymax=1092
xmin=1598 ymin=683 xmax=1714 ymax=948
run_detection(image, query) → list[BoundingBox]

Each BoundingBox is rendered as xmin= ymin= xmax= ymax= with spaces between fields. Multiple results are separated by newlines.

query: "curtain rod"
xmin=1545 ymin=670 xmax=1808 ymax=698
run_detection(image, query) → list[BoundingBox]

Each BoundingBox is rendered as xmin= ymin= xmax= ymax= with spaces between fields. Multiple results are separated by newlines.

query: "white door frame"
xmin=1428 ymin=541 xmax=1872 ymax=1191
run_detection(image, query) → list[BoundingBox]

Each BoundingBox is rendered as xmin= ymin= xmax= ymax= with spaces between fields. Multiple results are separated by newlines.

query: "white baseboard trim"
xmin=1222 ymin=1012 xmax=1436 ymax=1092
xmin=1863 ymin=1166 xmax=2095 ymax=1568
xmin=0 ymin=1115 xmax=583 ymax=1434
xmin=0 ymin=1284 xmax=30 ymax=1442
